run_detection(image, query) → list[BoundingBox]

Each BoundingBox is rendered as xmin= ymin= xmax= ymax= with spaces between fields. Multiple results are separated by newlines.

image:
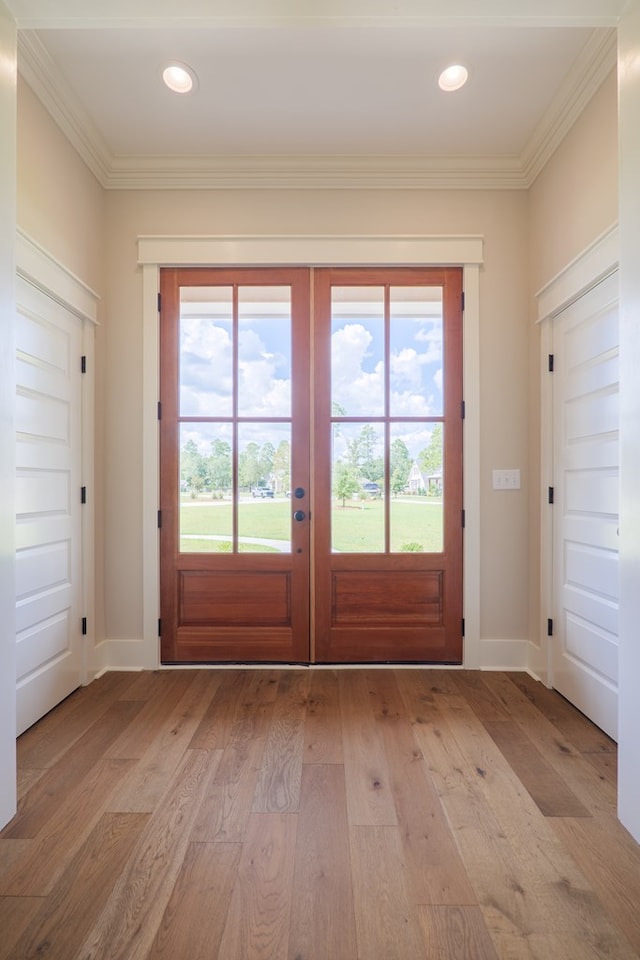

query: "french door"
xmin=159 ymin=266 xmax=463 ymax=664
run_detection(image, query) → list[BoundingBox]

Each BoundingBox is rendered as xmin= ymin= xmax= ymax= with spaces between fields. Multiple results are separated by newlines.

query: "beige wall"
xmin=528 ymin=69 xmax=618 ymax=293
xmin=526 ymin=68 xmax=618 ymax=674
xmin=104 ymin=187 xmax=530 ymax=649
xmin=17 ymin=78 xmax=105 ymax=292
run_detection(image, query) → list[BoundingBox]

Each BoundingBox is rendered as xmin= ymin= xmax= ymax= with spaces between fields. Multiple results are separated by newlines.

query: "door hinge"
xmin=157 ymin=401 xmax=162 ymax=420
xmin=548 ymin=353 xmax=554 ymax=372
xmin=81 ymin=486 xmax=87 ymax=504
xmin=461 ymin=618 xmax=465 ymax=637
xmin=81 ymin=355 xmax=87 ymax=374
xmin=157 ymin=292 xmax=162 ymax=312
xmin=158 ymin=618 xmax=162 ymax=637
xmin=547 ymin=618 xmax=553 ymax=637
xmin=461 ymin=290 xmax=465 ymax=312
xmin=461 ymin=509 xmax=466 ymax=528
xmin=81 ymin=616 xmax=87 ymax=636
xmin=548 ymin=486 xmax=554 ymax=504
xmin=461 ymin=400 xmax=466 ymax=419
xmin=157 ymin=510 xmax=162 ymax=529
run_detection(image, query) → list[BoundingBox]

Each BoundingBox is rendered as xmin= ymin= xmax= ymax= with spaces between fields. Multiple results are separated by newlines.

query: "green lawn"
xmin=180 ymin=497 xmax=443 ymax=553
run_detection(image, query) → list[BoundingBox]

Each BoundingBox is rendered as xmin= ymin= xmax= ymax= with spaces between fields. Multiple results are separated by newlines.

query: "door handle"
xmin=293 ymin=510 xmax=306 ymax=522
xmin=294 ymin=487 xmax=305 ymax=499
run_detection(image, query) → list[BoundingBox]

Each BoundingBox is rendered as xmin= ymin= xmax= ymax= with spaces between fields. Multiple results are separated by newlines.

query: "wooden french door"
xmin=159 ymin=268 xmax=311 ymax=662
xmin=313 ymin=268 xmax=463 ymax=662
xmin=159 ymin=266 xmax=463 ymax=664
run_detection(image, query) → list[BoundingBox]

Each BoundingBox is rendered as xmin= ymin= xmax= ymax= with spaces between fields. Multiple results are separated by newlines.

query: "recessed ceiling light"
xmin=438 ymin=64 xmax=469 ymax=93
xmin=162 ymin=62 xmax=197 ymax=94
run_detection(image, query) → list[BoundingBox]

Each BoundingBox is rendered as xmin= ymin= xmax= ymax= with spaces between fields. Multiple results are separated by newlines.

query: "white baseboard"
xmin=91 ymin=637 xmax=155 ymax=673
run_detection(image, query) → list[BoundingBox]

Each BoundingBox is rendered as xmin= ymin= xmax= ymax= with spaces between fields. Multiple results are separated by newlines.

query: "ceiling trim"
xmin=17 ymin=25 xmax=616 ymax=191
xmin=6 ymin=0 xmax=627 ymax=30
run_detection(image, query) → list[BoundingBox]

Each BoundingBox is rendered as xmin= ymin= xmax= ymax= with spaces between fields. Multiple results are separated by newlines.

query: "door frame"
xmin=535 ymin=222 xmax=619 ymax=688
xmin=136 ymin=234 xmax=484 ymax=670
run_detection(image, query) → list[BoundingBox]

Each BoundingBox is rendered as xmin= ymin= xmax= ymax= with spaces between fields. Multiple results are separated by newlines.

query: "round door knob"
xmin=294 ymin=487 xmax=305 ymax=499
xmin=293 ymin=510 xmax=306 ymax=522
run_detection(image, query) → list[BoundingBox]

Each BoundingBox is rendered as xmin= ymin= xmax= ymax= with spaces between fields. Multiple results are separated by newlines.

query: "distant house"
xmin=407 ymin=461 xmax=442 ymax=496
xmin=407 ymin=461 xmax=426 ymax=494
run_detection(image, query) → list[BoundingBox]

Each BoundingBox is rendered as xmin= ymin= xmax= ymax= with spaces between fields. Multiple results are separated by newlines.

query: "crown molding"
xmin=521 ymin=27 xmax=617 ymax=184
xmin=106 ymin=153 xmax=528 ymax=190
xmin=17 ymin=25 xmax=615 ymax=191
xmin=18 ymin=31 xmax=113 ymax=186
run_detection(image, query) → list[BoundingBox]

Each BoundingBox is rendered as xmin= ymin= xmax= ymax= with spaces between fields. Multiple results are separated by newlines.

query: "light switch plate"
xmin=492 ymin=469 xmax=521 ymax=490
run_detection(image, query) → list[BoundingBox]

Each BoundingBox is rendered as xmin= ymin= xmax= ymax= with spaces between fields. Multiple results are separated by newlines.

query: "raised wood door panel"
xmin=159 ymin=268 xmax=311 ymax=663
xmin=551 ymin=272 xmax=619 ymax=740
xmin=313 ymin=268 xmax=463 ymax=663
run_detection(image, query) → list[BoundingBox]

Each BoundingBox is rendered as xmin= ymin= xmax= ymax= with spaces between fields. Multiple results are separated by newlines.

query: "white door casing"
xmin=550 ymin=270 xmax=619 ymax=740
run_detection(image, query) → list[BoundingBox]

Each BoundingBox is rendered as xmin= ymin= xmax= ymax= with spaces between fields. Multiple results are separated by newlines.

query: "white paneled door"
xmin=15 ymin=277 xmax=84 ymax=735
xmin=552 ymin=271 xmax=619 ymax=740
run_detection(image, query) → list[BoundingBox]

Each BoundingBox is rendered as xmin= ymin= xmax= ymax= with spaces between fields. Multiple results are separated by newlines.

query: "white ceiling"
xmin=8 ymin=0 xmax=621 ymax=189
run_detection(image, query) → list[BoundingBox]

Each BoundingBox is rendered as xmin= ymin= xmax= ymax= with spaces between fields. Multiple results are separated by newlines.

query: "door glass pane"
xmin=331 ymin=287 xmax=384 ymax=417
xmin=390 ymin=423 xmax=443 ymax=553
xmin=238 ymin=286 xmax=291 ymax=417
xmin=180 ymin=286 xmax=233 ymax=417
xmin=331 ymin=422 xmax=384 ymax=553
xmin=390 ymin=286 xmax=443 ymax=417
xmin=179 ymin=423 xmax=233 ymax=552
xmin=238 ymin=423 xmax=291 ymax=553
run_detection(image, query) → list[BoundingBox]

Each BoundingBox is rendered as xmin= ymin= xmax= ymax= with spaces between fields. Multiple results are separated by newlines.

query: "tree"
xmin=258 ymin=441 xmax=275 ymax=482
xmin=180 ymin=438 xmax=208 ymax=494
xmin=238 ymin=441 xmax=261 ymax=491
xmin=333 ymin=461 xmax=360 ymax=507
xmin=346 ymin=424 xmax=383 ymax=483
xmin=390 ymin=437 xmax=412 ymax=495
xmin=418 ymin=424 xmax=443 ymax=477
xmin=207 ymin=438 xmax=232 ymax=492
xmin=272 ymin=439 xmax=290 ymax=494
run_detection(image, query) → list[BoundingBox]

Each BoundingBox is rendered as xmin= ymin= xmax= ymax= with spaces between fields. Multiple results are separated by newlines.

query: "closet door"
xmin=15 ymin=278 xmax=84 ymax=734
xmin=551 ymin=271 xmax=619 ymax=740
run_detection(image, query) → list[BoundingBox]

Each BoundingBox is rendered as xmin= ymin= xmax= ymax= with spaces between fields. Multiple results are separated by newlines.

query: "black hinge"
xmin=461 ymin=400 xmax=466 ymax=420
xmin=81 ymin=355 xmax=87 ymax=374
xmin=157 ymin=510 xmax=162 ymax=529
xmin=548 ymin=486 xmax=554 ymax=504
xmin=158 ymin=618 xmax=162 ymax=637
xmin=548 ymin=354 xmax=554 ymax=372
xmin=461 ymin=618 xmax=465 ymax=637
xmin=81 ymin=616 xmax=87 ymax=636
xmin=547 ymin=618 xmax=553 ymax=637
xmin=157 ymin=292 xmax=162 ymax=312
xmin=81 ymin=486 xmax=87 ymax=504
xmin=157 ymin=401 xmax=162 ymax=420
xmin=461 ymin=509 xmax=466 ymax=528
xmin=461 ymin=291 xmax=465 ymax=312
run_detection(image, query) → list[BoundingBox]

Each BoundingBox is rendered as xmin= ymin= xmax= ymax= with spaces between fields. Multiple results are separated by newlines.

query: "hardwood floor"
xmin=1 ymin=668 xmax=639 ymax=959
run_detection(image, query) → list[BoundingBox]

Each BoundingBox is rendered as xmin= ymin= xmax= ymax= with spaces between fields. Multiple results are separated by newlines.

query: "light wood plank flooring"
xmin=1 ymin=668 xmax=639 ymax=960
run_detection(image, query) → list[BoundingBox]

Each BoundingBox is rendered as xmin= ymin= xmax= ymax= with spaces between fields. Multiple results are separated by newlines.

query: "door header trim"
xmin=138 ymin=234 xmax=484 ymax=268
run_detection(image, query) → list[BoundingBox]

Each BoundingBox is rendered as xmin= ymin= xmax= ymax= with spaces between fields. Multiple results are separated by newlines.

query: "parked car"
xmin=362 ymin=482 xmax=381 ymax=497
xmin=252 ymin=485 xmax=274 ymax=498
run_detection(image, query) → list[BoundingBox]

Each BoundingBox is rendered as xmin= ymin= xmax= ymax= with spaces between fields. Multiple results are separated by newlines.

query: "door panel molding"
xmin=137 ymin=235 xmax=483 ymax=671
